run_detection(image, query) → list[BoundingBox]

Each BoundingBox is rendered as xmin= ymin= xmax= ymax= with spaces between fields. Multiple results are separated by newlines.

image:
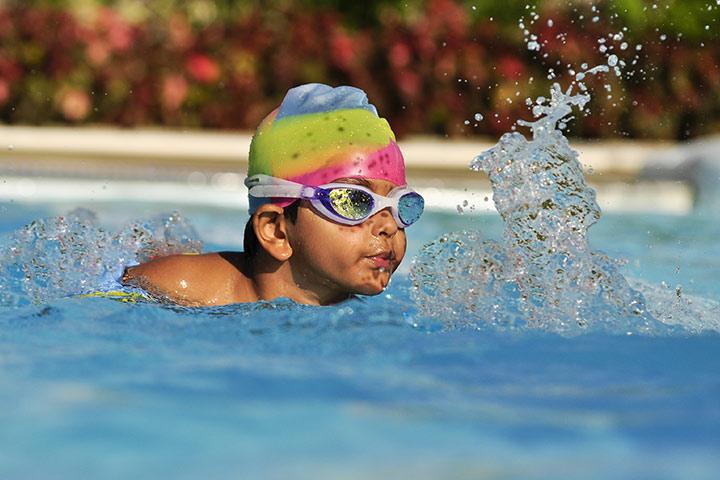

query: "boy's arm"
xmin=120 ymin=254 xmax=241 ymax=306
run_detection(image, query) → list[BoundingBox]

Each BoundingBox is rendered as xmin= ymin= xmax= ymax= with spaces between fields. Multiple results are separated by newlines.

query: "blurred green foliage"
xmin=1 ymin=0 xmax=719 ymax=139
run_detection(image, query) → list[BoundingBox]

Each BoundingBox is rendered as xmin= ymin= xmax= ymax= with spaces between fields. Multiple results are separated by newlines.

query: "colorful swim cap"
xmin=247 ymin=83 xmax=406 ymax=213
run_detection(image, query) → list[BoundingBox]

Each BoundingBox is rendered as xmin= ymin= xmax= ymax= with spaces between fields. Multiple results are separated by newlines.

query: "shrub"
xmin=0 ymin=0 xmax=718 ymax=139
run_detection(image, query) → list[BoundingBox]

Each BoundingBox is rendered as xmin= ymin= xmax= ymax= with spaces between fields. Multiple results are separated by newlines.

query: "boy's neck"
xmin=248 ymin=252 xmax=350 ymax=306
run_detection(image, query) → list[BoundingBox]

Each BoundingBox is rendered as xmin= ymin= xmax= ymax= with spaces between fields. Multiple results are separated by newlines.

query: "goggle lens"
xmin=398 ymin=192 xmax=424 ymax=226
xmin=327 ymin=188 xmax=374 ymax=220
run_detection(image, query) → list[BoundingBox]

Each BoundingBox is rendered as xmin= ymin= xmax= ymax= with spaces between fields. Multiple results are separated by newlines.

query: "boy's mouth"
xmin=366 ymin=251 xmax=394 ymax=269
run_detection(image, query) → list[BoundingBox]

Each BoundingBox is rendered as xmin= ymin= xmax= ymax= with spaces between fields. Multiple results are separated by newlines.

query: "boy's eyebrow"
xmin=335 ymin=177 xmax=372 ymax=187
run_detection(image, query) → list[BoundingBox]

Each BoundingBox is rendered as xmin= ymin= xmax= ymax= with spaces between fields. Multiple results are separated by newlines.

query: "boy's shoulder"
xmin=121 ymin=252 xmax=256 ymax=306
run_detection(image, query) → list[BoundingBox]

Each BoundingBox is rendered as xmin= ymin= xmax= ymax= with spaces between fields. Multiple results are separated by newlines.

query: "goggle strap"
xmin=248 ymin=184 xmax=306 ymax=198
xmin=245 ymin=174 xmax=305 ymax=188
xmin=246 ymin=174 xmax=322 ymax=199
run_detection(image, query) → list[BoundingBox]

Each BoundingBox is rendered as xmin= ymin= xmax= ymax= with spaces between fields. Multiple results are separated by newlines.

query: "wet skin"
xmin=121 ymin=178 xmax=407 ymax=306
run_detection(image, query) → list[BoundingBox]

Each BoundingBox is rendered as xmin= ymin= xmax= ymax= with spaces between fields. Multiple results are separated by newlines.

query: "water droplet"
xmin=474 ymin=113 xmax=484 ymax=121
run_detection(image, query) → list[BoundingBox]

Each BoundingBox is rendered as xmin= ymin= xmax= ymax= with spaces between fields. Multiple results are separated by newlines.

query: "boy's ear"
xmin=252 ymin=204 xmax=293 ymax=261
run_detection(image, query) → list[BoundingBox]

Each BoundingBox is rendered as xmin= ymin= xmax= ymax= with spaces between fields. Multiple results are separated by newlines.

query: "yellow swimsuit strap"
xmin=79 ymin=290 xmax=150 ymax=304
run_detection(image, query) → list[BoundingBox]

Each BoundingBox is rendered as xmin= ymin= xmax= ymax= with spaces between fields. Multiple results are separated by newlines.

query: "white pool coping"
xmin=0 ymin=176 xmax=694 ymax=215
xmin=0 ymin=125 xmax=674 ymax=176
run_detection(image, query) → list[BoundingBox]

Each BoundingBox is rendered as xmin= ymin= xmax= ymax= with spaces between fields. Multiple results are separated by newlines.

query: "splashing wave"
xmin=411 ymin=83 xmax=715 ymax=335
xmin=0 ymin=208 xmax=202 ymax=307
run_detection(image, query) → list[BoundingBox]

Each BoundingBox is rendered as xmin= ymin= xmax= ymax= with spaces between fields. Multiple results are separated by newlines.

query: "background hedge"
xmin=1 ymin=0 xmax=719 ymax=139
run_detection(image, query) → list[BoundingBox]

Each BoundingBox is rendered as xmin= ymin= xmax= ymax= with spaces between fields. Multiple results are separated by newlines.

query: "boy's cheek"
xmin=394 ymin=234 xmax=408 ymax=264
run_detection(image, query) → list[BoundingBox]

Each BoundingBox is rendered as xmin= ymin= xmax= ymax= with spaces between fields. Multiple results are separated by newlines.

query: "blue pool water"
xmin=1 ymin=200 xmax=719 ymax=479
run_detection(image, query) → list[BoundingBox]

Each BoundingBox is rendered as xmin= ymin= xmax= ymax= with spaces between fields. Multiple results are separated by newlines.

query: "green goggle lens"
xmin=327 ymin=188 xmax=374 ymax=220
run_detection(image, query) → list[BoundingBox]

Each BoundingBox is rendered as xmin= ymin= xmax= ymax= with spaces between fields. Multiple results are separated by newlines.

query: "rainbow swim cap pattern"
xmin=247 ymin=83 xmax=406 ymax=213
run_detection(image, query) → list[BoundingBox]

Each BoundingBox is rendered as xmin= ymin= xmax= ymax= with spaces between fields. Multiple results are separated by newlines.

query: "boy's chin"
xmin=353 ymin=279 xmax=390 ymax=296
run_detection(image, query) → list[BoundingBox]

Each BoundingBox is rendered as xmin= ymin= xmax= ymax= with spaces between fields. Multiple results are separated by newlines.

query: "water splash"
xmin=631 ymin=280 xmax=720 ymax=334
xmin=0 ymin=208 xmax=202 ymax=307
xmin=411 ymin=80 xmax=675 ymax=335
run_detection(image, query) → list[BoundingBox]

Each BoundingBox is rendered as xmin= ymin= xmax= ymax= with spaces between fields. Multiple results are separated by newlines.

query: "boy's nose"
xmin=369 ymin=208 xmax=398 ymax=237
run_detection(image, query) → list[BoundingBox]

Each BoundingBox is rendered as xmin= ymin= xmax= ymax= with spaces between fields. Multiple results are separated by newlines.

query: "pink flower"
xmin=86 ymin=40 xmax=110 ymax=67
xmin=162 ymin=74 xmax=189 ymax=111
xmin=58 ymin=89 xmax=91 ymax=121
xmin=186 ymin=54 xmax=220 ymax=84
xmin=97 ymin=8 xmax=133 ymax=53
xmin=396 ymin=70 xmax=421 ymax=99
xmin=497 ymin=55 xmax=526 ymax=79
xmin=330 ymin=30 xmax=356 ymax=70
xmin=389 ymin=41 xmax=412 ymax=68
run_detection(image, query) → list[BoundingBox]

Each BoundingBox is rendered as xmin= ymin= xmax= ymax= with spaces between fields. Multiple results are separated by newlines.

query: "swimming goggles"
xmin=245 ymin=174 xmax=424 ymax=227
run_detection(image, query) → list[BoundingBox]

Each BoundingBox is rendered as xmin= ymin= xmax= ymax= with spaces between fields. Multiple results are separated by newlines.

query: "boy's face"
xmin=286 ymin=178 xmax=407 ymax=296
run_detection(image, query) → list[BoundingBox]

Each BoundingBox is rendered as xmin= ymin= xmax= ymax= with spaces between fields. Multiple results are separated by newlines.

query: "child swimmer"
xmin=121 ymin=84 xmax=424 ymax=306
